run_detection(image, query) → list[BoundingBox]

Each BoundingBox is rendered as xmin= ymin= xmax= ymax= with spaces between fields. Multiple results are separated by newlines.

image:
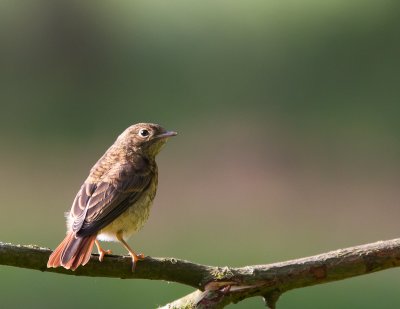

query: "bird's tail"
xmin=47 ymin=232 xmax=96 ymax=271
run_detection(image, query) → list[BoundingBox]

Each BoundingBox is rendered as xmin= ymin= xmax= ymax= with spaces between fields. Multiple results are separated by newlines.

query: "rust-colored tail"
xmin=47 ymin=232 xmax=96 ymax=271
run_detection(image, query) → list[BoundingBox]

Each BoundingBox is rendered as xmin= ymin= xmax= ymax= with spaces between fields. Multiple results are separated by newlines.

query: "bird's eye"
xmin=139 ymin=129 xmax=150 ymax=137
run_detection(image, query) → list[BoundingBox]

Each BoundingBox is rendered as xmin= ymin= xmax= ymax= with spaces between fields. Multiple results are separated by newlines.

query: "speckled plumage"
xmin=47 ymin=123 xmax=176 ymax=271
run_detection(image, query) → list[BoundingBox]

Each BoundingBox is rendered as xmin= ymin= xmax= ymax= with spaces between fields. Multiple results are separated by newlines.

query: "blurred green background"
xmin=1 ymin=0 xmax=400 ymax=308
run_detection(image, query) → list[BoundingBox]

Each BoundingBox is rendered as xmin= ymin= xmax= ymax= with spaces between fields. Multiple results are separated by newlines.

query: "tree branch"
xmin=0 ymin=242 xmax=211 ymax=289
xmin=2 ymin=239 xmax=400 ymax=308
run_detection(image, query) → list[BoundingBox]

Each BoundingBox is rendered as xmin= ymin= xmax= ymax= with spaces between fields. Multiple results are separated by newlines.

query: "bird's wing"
xmin=70 ymin=163 xmax=153 ymax=237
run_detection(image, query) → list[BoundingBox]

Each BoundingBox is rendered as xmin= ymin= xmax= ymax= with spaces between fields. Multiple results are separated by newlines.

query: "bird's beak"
xmin=156 ymin=131 xmax=178 ymax=139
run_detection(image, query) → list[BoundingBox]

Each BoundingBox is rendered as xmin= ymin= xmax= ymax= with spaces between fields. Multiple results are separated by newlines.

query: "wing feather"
xmin=69 ymin=162 xmax=154 ymax=237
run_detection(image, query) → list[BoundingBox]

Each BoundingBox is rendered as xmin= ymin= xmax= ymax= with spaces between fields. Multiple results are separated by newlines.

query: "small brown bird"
xmin=47 ymin=123 xmax=177 ymax=271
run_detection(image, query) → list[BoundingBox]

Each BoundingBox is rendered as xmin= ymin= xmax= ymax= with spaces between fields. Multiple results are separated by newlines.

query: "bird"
xmin=47 ymin=123 xmax=177 ymax=271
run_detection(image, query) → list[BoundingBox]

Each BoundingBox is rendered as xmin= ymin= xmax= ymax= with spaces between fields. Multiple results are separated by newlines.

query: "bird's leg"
xmin=95 ymin=240 xmax=112 ymax=262
xmin=116 ymin=231 xmax=145 ymax=271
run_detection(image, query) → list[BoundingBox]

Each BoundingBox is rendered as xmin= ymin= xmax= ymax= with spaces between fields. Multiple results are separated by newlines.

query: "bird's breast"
xmin=97 ymin=175 xmax=158 ymax=242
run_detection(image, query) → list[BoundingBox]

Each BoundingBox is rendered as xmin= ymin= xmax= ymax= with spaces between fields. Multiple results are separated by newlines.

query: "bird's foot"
xmin=130 ymin=252 xmax=145 ymax=272
xmin=98 ymin=248 xmax=112 ymax=262
xmin=95 ymin=240 xmax=112 ymax=262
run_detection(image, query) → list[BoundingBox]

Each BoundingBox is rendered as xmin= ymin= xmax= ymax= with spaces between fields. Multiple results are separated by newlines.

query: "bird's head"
xmin=117 ymin=123 xmax=177 ymax=159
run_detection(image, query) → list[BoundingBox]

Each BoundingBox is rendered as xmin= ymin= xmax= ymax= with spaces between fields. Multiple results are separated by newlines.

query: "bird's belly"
xmin=96 ymin=190 xmax=155 ymax=242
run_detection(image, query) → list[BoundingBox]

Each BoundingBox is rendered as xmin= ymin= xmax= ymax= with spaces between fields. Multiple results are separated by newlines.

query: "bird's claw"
xmin=98 ymin=249 xmax=112 ymax=262
xmin=130 ymin=252 xmax=145 ymax=272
